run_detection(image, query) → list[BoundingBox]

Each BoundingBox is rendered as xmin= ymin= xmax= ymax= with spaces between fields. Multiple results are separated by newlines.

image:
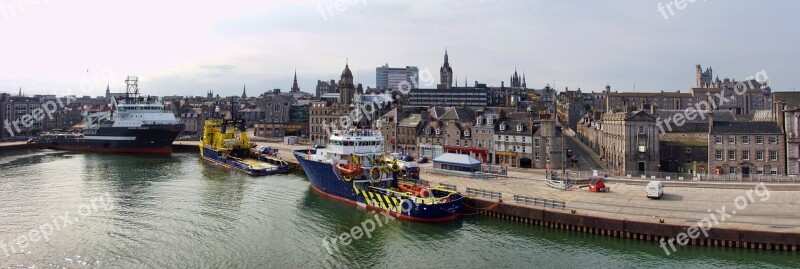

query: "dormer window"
xmin=517 ymin=124 xmax=523 ymax=132
xmin=464 ymin=130 xmax=470 ymax=137
xmin=435 ymin=128 xmax=441 ymax=135
xmin=427 ymin=128 xmax=432 ymax=135
xmin=487 ymin=116 xmax=494 ymax=125
xmin=499 ymin=122 xmax=506 ymax=131
xmin=476 ymin=116 xmax=482 ymax=125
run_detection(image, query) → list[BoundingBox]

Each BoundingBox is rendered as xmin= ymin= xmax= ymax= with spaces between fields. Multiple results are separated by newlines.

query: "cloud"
xmin=1 ymin=0 xmax=799 ymax=97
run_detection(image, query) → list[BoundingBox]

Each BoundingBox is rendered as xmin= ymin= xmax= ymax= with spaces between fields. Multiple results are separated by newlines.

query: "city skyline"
xmin=1 ymin=0 xmax=799 ymax=97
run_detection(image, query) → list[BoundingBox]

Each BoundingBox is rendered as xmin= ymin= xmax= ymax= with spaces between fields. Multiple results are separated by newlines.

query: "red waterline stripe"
xmin=308 ymin=185 xmax=458 ymax=223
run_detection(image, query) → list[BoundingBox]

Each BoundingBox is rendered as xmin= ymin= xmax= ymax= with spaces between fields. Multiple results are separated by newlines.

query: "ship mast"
xmin=125 ymin=76 xmax=140 ymax=99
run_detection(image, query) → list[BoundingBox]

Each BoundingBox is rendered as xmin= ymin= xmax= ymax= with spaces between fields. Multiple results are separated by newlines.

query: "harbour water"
xmin=0 ymin=149 xmax=796 ymax=268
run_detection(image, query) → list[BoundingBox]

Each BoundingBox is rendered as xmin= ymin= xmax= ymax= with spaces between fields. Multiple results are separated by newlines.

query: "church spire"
xmin=439 ymin=48 xmax=453 ymax=88
xmin=242 ymin=84 xmax=247 ymax=98
xmin=18 ymin=86 xmax=22 ymax=96
xmin=291 ymin=69 xmax=300 ymax=92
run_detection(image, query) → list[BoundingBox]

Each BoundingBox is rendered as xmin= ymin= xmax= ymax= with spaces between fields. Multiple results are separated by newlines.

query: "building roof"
xmin=656 ymin=110 xmax=736 ymax=123
xmin=398 ymin=114 xmax=422 ymax=128
xmin=751 ymin=110 xmax=774 ymax=122
xmin=710 ymin=121 xmax=782 ymax=135
xmin=773 ymin=92 xmax=800 ymax=109
xmin=433 ymin=153 xmax=482 ymax=166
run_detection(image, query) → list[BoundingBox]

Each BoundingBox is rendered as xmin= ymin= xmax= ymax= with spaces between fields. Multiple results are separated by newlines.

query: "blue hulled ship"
xmin=293 ymin=129 xmax=463 ymax=222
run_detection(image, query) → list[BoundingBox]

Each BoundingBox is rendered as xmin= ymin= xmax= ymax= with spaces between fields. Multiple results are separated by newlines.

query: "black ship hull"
xmin=40 ymin=124 xmax=185 ymax=154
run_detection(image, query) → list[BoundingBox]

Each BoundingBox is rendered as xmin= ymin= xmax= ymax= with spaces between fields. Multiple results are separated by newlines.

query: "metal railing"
xmin=513 ymin=194 xmax=566 ymax=209
xmin=465 ymin=187 xmax=502 ymax=199
xmin=438 ymin=183 xmax=457 ymax=191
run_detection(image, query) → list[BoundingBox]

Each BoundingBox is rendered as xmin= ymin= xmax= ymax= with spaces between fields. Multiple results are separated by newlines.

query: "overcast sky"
xmin=1 ymin=0 xmax=798 ymax=97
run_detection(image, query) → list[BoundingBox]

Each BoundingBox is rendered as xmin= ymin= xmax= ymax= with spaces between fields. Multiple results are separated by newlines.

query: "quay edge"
xmin=7 ymin=142 xmax=799 ymax=251
xmin=465 ymin=197 xmax=800 ymax=252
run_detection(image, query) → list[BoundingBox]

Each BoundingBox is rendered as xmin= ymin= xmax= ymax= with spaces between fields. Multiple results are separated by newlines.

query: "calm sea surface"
xmin=0 ymin=149 xmax=796 ymax=268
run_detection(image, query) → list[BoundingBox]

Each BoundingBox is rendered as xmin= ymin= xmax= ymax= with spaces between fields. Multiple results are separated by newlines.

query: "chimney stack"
xmin=708 ymin=110 xmax=715 ymax=132
xmin=777 ymin=101 xmax=785 ymax=133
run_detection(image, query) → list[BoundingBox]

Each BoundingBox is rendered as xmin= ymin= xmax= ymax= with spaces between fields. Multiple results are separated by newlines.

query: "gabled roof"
xmin=398 ymin=114 xmax=422 ymax=128
xmin=752 ymin=110 xmax=773 ymax=122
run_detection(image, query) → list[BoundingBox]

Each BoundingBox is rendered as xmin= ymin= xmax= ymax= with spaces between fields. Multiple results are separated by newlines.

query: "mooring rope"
xmin=459 ymin=200 xmax=503 ymax=216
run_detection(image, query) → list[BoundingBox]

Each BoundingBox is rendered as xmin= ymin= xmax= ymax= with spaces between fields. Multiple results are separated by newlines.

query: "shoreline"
xmin=5 ymin=141 xmax=799 ymax=252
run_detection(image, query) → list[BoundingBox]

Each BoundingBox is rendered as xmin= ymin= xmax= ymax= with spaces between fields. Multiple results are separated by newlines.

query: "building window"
xmin=500 ymin=123 xmax=506 ymax=131
xmin=686 ymin=147 xmax=691 ymax=153
xmin=728 ymin=150 xmax=735 ymax=161
xmin=756 ymin=150 xmax=764 ymax=161
xmin=638 ymin=126 xmax=645 ymax=134
xmin=757 ymin=167 xmax=764 ymax=175
xmin=435 ymin=128 xmax=441 ymax=135
xmin=742 ymin=150 xmax=750 ymax=160
xmin=729 ymin=166 xmax=736 ymax=174
xmin=534 ymin=138 xmax=540 ymax=147
xmin=464 ymin=130 xmax=470 ymax=137
xmin=535 ymin=153 xmax=540 ymax=161
xmin=771 ymin=168 xmax=778 ymax=175
xmin=769 ymin=150 xmax=778 ymax=161
xmin=756 ymin=136 xmax=764 ymax=144
xmin=728 ymin=136 xmax=735 ymax=144
xmin=517 ymin=125 xmax=523 ymax=132
xmin=742 ymin=136 xmax=749 ymax=144
xmin=769 ymin=136 xmax=778 ymax=144
xmin=715 ymin=136 xmax=722 ymax=144
xmin=715 ymin=150 xmax=723 ymax=160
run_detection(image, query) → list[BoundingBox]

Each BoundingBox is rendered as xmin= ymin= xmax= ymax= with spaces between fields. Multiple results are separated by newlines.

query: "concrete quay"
xmin=6 ymin=141 xmax=800 ymax=251
xmin=221 ymin=141 xmax=800 ymax=251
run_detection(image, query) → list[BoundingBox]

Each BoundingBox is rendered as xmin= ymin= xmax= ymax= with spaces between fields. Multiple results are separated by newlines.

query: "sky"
xmin=0 ymin=0 xmax=798 ymax=97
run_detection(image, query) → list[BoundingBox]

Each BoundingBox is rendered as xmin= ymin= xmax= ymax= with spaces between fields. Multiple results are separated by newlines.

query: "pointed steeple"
xmin=242 ymin=84 xmax=247 ymax=98
xmin=291 ymin=69 xmax=300 ymax=92
xmin=439 ymin=48 xmax=453 ymax=88
xmin=18 ymin=86 xmax=22 ymax=96
xmin=522 ymin=70 xmax=527 ymax=88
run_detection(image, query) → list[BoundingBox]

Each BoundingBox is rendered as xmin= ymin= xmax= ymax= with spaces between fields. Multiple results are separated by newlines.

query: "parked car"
xmin=646 ymin=181 xmax=664 ymax=199
xmin=26 ymin=138 xmax=38 ymax=145
xmin=416 ymin=157 xmax=429 ymax=164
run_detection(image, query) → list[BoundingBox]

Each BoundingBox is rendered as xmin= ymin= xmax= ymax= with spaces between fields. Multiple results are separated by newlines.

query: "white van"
xmin=646 ymin=181 xmax=663 ymax=199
